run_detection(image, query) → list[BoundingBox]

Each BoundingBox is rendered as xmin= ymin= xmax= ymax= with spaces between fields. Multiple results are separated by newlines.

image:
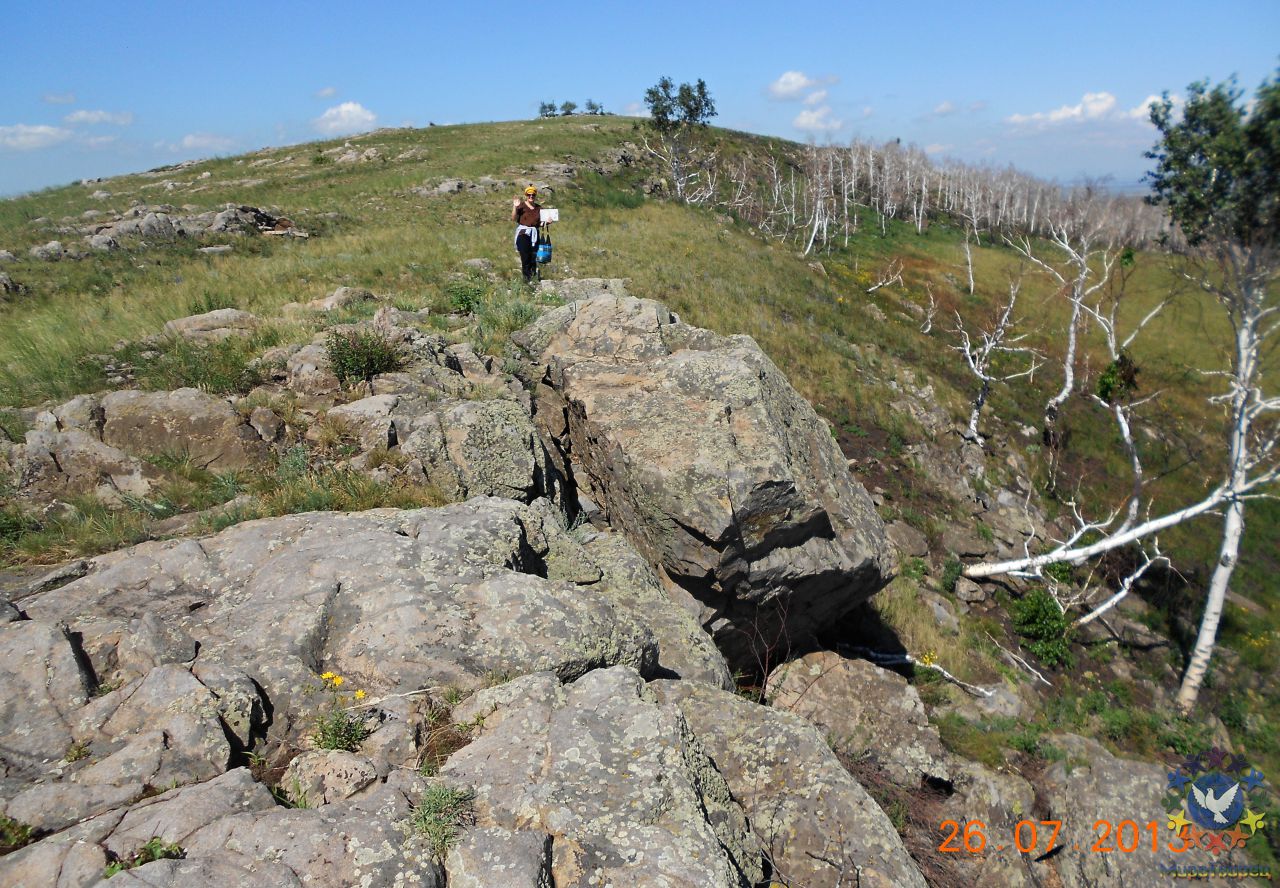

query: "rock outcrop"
xmin=517 ymin=295 xmax=894 ymax=666
xmin=654 ymin=679 xmax=928 ymax=888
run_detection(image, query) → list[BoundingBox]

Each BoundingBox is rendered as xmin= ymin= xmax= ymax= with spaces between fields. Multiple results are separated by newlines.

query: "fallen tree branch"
xmin=838 ymin=644 xmax=995 ymax=698
xmin=984 ymin=631 xmax=1052 ymax=686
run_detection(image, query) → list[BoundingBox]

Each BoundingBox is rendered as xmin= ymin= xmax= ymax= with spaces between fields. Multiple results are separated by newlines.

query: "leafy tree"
xmin=1145 ymin=71 xmax=1280 ymax=712
xmin=641 ymin=76 xmax=718 ymax=202
xmin=538 ymin=101 xmax=557 ymax=119
xmin=559 ymin=101 xmax=578 ymax=117
xmin=584 ymin=99 xmax=604 ymax=115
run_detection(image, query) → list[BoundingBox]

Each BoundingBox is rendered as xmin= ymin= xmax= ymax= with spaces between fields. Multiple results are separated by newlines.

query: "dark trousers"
xmin=516 ymin=231 xmax=537 ymax=281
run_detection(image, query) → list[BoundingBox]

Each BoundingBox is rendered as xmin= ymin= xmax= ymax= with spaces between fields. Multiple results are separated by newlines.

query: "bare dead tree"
xmin=950 ymin=279 xmax=1043 ymax=445
xmin=1009 ymin=188 xmax=1121 ymax=452
xmin=865 ymin=259 xmax=903 ymax=293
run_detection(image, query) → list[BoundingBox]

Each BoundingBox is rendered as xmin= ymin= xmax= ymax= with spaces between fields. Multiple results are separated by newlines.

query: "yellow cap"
xmin=524 ymin=186 xmax=537 ymax=195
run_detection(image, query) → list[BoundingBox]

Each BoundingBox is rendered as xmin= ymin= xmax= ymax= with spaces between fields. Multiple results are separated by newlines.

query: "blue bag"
xmin=536 ymin=229 xmax=552 ymax=264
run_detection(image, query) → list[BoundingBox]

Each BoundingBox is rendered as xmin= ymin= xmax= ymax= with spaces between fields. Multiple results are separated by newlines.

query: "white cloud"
xmin=861 ymin=106 xmax=874 ymax=118
xmin=933 ymin=101 xmax=956 ymax=116
xmin=64 ymin=109 xmax=134 ymax=126
xmin=1125 ymin=94 xmax=1164 ymax=121
xmin=42 ymin=92 xmax=76 ymax=105
xmin=793 ymin=106 xmax=843 ymax=133
xmin=968 ymin=100 xmax=988 ymax=113
xmin=1007 ymin=91 xmax=1126 ymax=127
xmin=770 ymin=71 xmax=820 ymax=99
xmin=315 ymin=86 xmax=337 ymax=98
xmin=313 ymin=101 xmax=377 ymax=135
xmin=180 ymin=133 xmax=236 ymax=152
xmin=924 ymin=143 xmax=953 ymax=155
xmin=0 ymin=124 xmax=73 ymax=150
xmin=84 ymin=135 xmax=118 ymax=149
xmin=804 ymin=89 xmax=827 ymax=107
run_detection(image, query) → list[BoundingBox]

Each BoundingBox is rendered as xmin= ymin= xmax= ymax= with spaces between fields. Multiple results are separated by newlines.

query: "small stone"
xmin=954 ymin=577 xmax=988 ymax=604
xmin=248 ymin=406 xmax=284 ymax=442
xmin=280 ymin=751 xmax=378 ymax=806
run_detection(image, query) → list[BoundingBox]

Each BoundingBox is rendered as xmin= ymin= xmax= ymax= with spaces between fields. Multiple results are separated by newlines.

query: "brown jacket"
xmin=514 ymin=201 xmax=541 ymax=227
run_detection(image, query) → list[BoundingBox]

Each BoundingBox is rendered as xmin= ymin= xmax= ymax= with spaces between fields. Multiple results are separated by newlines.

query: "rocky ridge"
xmin=0 ymin=287 xmax=1223 ymax=886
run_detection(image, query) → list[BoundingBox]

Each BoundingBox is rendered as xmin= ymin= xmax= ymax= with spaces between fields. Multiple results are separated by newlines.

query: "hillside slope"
xmin=0 ymin=117 xmax=1276 ymax=882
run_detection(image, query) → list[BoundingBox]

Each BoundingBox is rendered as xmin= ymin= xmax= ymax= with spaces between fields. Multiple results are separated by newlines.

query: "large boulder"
xmin=100 ymin=388 xmax=269 ymax=470
xmin=22 ymin=498 xmax=658 ymax=748
xmin=12 ymin=428 xmax=156 ymax=504
xmin=516 ymin=296 xmax=893 ymax=666
xmin=766 ymin=650 xmax=951 ymax=788
xmin=442 ymin=667 xmax=763 ymax=887
xmin=161 ymin=308 xmax=260 ymax=343
xmin=653 ymin=678 xmax=927 ymax=888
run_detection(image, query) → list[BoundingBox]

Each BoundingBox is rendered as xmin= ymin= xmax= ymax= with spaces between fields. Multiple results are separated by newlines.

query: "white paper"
xmin=540 ymin=208 xmax=559 ymax=224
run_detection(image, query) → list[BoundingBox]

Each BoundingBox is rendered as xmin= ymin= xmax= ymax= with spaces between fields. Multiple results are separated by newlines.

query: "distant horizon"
xmin=3 ymin=1 xmax=1275 ymax=197
xmin=1 ymin=115 xmax=1157 ymax=202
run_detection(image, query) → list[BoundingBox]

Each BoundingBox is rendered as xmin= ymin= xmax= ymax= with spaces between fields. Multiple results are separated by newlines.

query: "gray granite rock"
xmin=654 ymin=678 xmax=927 ymax=888
xmin=766 ymin=651 xmax=951 ymax=788
xmin=517 ymin=296 xmax=893 ymax=668
xmin=443 ymin=667 xmax=762 ymax=888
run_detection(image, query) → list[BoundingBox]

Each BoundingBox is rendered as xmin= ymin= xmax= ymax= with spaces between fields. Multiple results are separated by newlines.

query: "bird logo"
xmin=1188 ymin=776 xmax=1241 ymax=828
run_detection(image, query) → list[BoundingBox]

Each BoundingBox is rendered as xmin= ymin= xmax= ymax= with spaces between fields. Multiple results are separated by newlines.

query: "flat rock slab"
xmin=23 ymin=498 xmax=657 ymax=747
xmin=517 ymin=296 xmax=893 ymax=667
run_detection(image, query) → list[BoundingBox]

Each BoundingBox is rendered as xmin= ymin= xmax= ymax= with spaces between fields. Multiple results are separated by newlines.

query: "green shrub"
xmin=1044 ymin=561 xmax=1074 ymax=583
xmin=411 ymin=785 xmax=476 ymax=859
xmin=276 ymin=445 xmax=311 ymax=482
xmin=103 ymin=837 xmax=183 ymax=877
xmin=1012 ymin=588 xmax=1073 ymax=668
xmin=1096 ymin=352 xmax=1139 ymax=404
xmin=444 ymin=278 xmax=487 ymax=314
xmin=941 ymin=558 xmax=964 ymax=594
xmin=901 ymin=557 xmax=927 ymax=582
xmin=325 ymin=329 xmax=402 ymax=385
xmin=314 ymin=709 xmax=371 ymax=752
xmin=0 ymin=815 xmax=35 ymax=855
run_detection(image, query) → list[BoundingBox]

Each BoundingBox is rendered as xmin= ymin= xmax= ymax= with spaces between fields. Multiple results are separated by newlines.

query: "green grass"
xmin=411 ymin=784 xmax=476 ymax=860
xmin=0 ymin=815 xmax=35 ymax=856
xmin=103 ymin=837 xmax=183 ymax=877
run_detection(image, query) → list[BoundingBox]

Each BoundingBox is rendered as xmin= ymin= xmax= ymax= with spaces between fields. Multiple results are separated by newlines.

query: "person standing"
xmin=511 ymin=185 xmax=542 ymax=283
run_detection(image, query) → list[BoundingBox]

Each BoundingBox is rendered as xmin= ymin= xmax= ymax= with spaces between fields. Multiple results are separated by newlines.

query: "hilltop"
xmin=0 ymin=117 xmax=1276 ymax=885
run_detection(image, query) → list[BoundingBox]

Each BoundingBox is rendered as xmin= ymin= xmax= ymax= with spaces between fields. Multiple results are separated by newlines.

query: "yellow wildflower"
xmin=354 ymin=689 xmax=366 ymax=701
xmin=331 ymin=676 xmax=345 ymax=687
xmin=320 ymin=671 xmax=335 ymax=681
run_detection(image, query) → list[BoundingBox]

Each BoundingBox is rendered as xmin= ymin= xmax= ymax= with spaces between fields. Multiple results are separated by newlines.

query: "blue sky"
xmin=2 ymin=1 xmax=1276 ymax=197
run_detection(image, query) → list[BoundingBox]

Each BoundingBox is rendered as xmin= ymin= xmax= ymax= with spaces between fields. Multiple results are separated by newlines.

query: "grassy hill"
xmin=1 ymin=115 xmax=1276 ymax=865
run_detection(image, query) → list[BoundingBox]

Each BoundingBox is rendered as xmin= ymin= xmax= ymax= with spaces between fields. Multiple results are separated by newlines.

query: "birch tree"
xmin=641 ymin=77 xmax=717 ymax=203
xmin=1145 ymin=73 xmax=1280 ymax=712
xmin=963 ymin=74 xmax=1279 ymax=714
